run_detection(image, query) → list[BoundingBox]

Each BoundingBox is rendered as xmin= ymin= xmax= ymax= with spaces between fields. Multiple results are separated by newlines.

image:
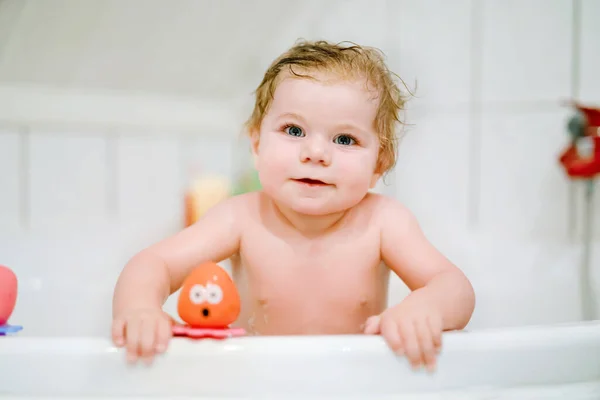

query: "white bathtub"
xmin=1 ymin=321 xmax=599 ymax=399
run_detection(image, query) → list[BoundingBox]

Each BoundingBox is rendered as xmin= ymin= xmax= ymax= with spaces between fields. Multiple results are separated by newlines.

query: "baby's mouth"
xmin=294 ymin=178 xmax=328 ymax=186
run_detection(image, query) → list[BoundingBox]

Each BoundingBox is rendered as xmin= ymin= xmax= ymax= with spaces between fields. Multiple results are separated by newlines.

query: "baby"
xmin=111 ymin=40 xmax=475 ymax=372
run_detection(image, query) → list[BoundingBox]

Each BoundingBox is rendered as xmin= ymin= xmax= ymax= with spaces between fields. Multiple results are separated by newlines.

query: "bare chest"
xmin=244 ymin=223 xmax=381 ymax=287
xmin=230 ymin=223 xmax=389 ymax=334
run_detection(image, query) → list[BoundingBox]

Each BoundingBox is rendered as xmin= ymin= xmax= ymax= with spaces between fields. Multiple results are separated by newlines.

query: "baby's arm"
xmin=366 ymin=197 xmax=475 ymax=370
xmin=112 ymin=195 xmax=244 ymax=362
xmin=380 ymin=200 xmax=475 ymax=329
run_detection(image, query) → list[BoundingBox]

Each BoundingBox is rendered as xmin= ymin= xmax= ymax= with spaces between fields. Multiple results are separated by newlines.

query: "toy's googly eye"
xmin=205 ymin=283 xmax=223 ymax=304
xmin=189 ymin=284 xmax=206 ymax=304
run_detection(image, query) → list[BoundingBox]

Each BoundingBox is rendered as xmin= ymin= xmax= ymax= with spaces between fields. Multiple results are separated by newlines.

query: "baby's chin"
xmin=263 ymin=185 xmax=366 ymax=217
xmin=284 ymin=196 xmax=357 ymax=217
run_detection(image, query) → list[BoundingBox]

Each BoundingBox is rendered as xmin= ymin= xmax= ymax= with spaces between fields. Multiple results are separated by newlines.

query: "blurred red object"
xmin=0 ymin=265 xmax=17 ymax=325
xmin=559 ymin=102 xmax=600 ymax=179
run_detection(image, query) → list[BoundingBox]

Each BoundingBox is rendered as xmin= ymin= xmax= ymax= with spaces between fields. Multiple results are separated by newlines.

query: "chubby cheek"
xmin=255 ymin=135 xmax=294 ymax=187
xmin=335 ymin=153 xmax=378 ymax=192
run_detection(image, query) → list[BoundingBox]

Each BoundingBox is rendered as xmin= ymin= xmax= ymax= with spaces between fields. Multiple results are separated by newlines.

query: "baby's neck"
xmin=269 ymin=198 xmax=348 ymax=238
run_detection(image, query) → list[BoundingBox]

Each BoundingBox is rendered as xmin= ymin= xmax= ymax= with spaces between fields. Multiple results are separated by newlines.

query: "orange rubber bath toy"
xmin=172 ymin=262 xmax=245 ymax=339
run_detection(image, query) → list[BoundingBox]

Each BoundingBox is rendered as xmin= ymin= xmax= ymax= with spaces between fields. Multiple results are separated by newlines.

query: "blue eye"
xmin=334 ymin=135 xmax=355 ymax=146
xmin=285 ymin=125 xmax=304 ymax=137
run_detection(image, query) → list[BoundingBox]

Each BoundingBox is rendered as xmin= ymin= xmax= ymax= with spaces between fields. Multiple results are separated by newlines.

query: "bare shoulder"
xmin=219 ymin=190 xmax=258 ymax=207
xmin=214 ymin=191 xmax=273 ymax=232
xmin=209 ymin=191 xmax=260 ymax=219
xmin=359 ymin=192 xmax=416 ymax=231
xmin=230 ymin=191 xmax=265 ymax=217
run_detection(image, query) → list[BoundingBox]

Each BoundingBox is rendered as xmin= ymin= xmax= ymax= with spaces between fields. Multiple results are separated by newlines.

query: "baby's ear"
xmin=249 ymin=130 xmax=260 ymax=167
xmin=371 ymin=155 xmax=390 ymax=188
xmin=249 ymin=131 xmax=259 ymax=155
xmin=369 ymin=172 xmax=382 ymax=189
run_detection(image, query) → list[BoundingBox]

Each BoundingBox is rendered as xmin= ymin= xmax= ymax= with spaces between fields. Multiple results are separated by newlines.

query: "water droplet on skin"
xmin=247 ymin=314 xmax=258 ymax=335
xmin=258 ymin=300 xmax=269 ymax=325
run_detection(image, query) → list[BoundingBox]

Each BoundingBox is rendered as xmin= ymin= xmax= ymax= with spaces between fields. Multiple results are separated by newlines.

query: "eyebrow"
xmin=277 ymin=112 xmax=307 ymax=123
xmin=334 ymin=123 xmax=364 ymax=133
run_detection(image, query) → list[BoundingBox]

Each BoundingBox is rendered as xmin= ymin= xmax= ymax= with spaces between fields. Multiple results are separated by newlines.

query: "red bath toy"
xmin=0 ymin=265 xmax=22 ymax=335
xmin=559 ymin=101 xmax=600 ymax=179
xmin=172 ymin=262 xmax=245 ymax=339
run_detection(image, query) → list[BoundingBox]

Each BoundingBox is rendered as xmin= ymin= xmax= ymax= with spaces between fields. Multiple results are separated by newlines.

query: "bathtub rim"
xmin=1 ymin=320 xmax=599 ymax=397
xmin=1 ymin=319 xmax=599 ymax=355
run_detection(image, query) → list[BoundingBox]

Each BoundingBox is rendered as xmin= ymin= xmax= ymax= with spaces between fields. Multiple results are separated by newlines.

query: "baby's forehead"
xmin=281 ymin=70 xmax=379 ymax=104
xmin=271 ymin=76 xmax=379 ymax=115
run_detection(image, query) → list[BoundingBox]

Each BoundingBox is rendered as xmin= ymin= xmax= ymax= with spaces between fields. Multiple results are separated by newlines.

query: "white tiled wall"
xmin=115 ymin=136 xmax=182 ymax=225
xmin=28 ymin=132 xmax=109 ymax=230
xmin=478 ymin=109 xmax=573 ymax=241
xmin=1 ymin=0 xmax=599 ymax=336
xmin=391 ymin=0 xmax=474 ymax=109
xmin=0 ymin=130 xmax=20 ymax=231
xmin=394 ymin=109 xmax=472 ymax=230
xmin=579 ymin=0 xmax=600 ymax=103
xmin=480 ymin=0 xmax=573 ymax=104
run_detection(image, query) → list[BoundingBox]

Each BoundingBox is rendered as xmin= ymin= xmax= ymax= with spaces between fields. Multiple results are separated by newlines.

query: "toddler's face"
xmin=252 ymin=72 xmax=381 ymax=216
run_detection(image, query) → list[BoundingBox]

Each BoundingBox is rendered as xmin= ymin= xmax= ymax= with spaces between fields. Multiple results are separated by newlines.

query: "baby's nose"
xmin=301 ymin=139 xmax=331 ymax=165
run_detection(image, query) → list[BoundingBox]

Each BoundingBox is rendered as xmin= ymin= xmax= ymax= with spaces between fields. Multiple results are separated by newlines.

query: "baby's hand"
xmin=111 ymin=308 xmax=174 ymax=364
xmin=364 ymin=290 xmax=443 ymax=372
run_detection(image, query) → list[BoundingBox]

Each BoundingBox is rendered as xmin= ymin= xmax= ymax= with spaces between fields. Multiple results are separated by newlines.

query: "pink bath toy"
xmin=0 ymin=265 xmax=22 ymax=335
xmin=172 ymin=325 xmax=246 ymax=339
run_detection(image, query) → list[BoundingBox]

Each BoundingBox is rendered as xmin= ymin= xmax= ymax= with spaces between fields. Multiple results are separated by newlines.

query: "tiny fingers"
xmin=428 ymin=316 xmax=443 ymax=353
xmin=416 ymin=320 xmax=436 ymax=372
xmin=139 ymin=318 xmax=156 ymax=364
xmin=398 ymin=321 xmax=421 ymax=369
xmin=111 ymin=318 xmax=126 ymax=347
xmin=155 ymin=317 xmax=172 ymax=353
xmin=115 ymin=310 xmax=173 ymax=366
xmin=381 ymin=317 xmax=403 ymax=355
xmin=363 ymin=315 xmax=381 ymax=334
xmin=125 ymin=319 xmax=140 ymax=363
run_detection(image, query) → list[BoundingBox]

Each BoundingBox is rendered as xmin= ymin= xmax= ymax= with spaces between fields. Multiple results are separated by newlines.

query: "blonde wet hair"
xmin=244 ymin=39 xmax=410 ymax=174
